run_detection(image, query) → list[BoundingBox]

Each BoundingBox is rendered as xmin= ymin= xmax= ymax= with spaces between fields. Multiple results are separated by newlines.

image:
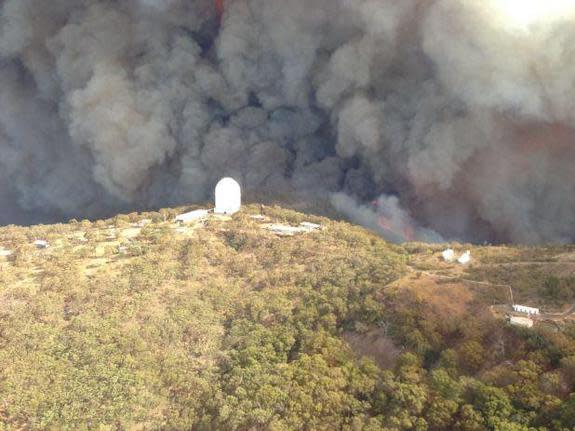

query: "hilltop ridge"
xmin=1 ymin=205 xmax=575 ymax=429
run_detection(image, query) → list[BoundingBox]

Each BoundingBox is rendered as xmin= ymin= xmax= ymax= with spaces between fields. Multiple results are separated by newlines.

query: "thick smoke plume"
xmin=1 ymin=0 xmax=574 ymax=243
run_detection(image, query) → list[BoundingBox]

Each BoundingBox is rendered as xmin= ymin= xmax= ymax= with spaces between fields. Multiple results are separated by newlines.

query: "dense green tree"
xmin=460 ymin=341 xmax=487 ymax=373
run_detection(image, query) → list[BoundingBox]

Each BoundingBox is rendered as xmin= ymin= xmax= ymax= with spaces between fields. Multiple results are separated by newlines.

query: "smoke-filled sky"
xmin=1 ymin=0 xmax=574 ymax=244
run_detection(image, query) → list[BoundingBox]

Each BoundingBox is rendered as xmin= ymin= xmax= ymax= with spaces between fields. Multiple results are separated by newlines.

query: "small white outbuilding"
xmin=175 ymin=209 xmax=209 ymax=223
xmin=0 ymin=248 xmax=13 ymax=257
xmin=442 ymin=249 xmax=455 ymax=262
xmin=34 ymin=240 xmax=50 ymax=249
xmin=458 ymin=250 xmax=471 ymax=265
xmin=215 ymin=177 xmax=241 ymax=215
xmin=265 ymin=222 xmax=323 ymax=236
xmin=299 ymin=222 xmax=322 ymax=231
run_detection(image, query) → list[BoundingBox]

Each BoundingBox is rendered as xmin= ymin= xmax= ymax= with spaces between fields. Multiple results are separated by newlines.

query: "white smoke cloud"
xmin=0 ymin=0 xmax=574 ymax=243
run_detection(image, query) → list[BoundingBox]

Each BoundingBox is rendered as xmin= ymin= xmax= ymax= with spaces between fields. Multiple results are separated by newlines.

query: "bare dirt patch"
xmin=344 ymin=329 xmax=401 ymax=369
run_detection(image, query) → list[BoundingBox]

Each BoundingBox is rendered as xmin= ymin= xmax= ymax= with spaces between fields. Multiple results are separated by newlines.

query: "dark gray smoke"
xmin=1 ymin=0 xmax=574 ymax=243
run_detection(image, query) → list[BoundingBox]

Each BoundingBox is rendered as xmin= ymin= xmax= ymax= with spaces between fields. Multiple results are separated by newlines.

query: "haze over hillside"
xmin=2 ymin=205 xmax=575 ymax=429
xmin=1 ymin=0 xmax=575 ymax=243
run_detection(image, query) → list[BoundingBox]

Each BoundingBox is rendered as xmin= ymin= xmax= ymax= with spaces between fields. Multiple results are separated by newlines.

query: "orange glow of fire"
xmin=507 ymin=122 xmax=575 ymax=171
xmin=402 ymin=223 xmax=416 ymax=242
xmin=376 ymin=215 xmax=416 ymax=242
xmin=372 ymin=199 xmax=416 ymax=242
xmin=215 ymin=0 xmax=224 ymax=21
xmin=377 ymin=215 xmax=394 ymax=232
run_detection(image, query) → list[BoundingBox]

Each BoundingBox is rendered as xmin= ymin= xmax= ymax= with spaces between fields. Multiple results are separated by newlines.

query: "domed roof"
xmin=216 ymin=177 xmax=241 ymax=192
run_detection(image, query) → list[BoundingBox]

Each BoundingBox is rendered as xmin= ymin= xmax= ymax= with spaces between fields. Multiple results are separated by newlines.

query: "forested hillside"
xmin=1 ymin=205 xmax=575 ymax=430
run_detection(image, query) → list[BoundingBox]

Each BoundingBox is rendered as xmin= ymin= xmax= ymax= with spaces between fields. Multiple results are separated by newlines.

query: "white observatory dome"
xmin=214 ymin=177 xmax=241 ymax=215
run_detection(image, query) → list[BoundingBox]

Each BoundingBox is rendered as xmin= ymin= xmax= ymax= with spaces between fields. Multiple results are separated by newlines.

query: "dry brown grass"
xmin=391 ymin=272 xmax=475 ymax=317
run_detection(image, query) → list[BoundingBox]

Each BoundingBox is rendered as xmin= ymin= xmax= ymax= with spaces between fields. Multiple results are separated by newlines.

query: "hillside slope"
xmin=1 ymin=205 xmax=575 ymax=430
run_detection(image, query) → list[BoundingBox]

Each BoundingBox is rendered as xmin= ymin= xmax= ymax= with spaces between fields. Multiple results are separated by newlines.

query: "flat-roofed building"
xmin=513 ymin=304 xmax=540 ymax=315
xmin=509 ymin=316 xmax=534 ymax=328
